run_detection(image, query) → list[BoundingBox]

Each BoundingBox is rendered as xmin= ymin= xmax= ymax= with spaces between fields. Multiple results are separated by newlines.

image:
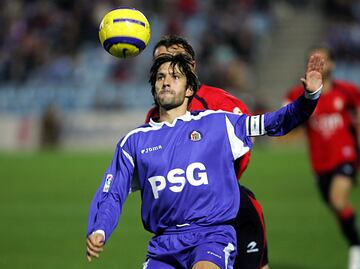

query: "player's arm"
xmin=86 ymin=142 xmax=135 ymax=262
xmin=246 ymin=91 xmax=320 ymax=136
xmin=247 ymin=53 xmax=324 ymax=137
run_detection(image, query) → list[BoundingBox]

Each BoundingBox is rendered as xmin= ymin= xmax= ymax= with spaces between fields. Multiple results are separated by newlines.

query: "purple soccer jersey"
xmin=87 ymin=92 xmax=320 ymax=240
xmin=89 ymin=110 xmax=251 ymax=237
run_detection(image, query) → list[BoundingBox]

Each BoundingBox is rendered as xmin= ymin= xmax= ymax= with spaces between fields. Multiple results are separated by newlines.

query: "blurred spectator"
xmin=324 ymin=0 xmax=357 ymax=21
xmin=0 ymin=0 xmax=272 ymax=112
xmin=323 ymin=0 xmax=360 ymax=86
xmin=40 ymin=104 xmax=62 ymax=149
xmin=323 ymin=0 xmax=360 ymax=62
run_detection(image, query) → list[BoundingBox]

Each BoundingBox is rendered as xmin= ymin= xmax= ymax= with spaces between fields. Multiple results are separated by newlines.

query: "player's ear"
xmin=185 ymin=87 xmax=194 ymax=97
xmin=192 ymin=61 xmax=196 ymax=71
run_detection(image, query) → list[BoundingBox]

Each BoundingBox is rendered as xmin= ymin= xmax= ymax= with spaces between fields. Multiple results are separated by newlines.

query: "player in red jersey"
xmin=145 ymin=35 xmax=269 ymax=269
xmin=285 ymin=47 xmax=360 ymax=269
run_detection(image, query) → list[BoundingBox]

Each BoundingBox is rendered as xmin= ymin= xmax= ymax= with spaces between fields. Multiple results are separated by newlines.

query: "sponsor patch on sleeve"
xmin=103 ymin=174 xmax=113 ymax=193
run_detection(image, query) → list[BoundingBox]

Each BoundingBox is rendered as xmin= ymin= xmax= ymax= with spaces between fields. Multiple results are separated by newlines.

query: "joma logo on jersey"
xmin=141 ymin=145 xmax=162 ymax=154
xmin=147 ymin=162 xmax=208 ymax=199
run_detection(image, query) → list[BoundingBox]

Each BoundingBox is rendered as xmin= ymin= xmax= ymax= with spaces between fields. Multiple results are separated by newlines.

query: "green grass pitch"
xmin=0 ymin=146 xmax=359 ymax=269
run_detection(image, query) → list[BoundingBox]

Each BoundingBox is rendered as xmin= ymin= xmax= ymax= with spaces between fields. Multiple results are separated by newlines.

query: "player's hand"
xmin=86 ymin=233 xmax=105 ymax=262
xmin=301 ymin=53 xmax=324 ymax=93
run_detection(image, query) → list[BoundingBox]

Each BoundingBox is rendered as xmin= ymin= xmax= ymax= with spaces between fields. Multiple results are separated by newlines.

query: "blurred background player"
xmin=145 ymin=35 xmax=268 ymax=269
xmin=285 ymin=46 xmax=360 ymax=269
xmin=40 ymin=104 xmax=62 ymax=150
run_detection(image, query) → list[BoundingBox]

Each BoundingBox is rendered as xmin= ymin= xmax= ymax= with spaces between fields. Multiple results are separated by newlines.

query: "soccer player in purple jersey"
xmin=86 ymin=53 xmax=324 ymax=269
xmin=147 ymin=35 xmax=266 ymax=269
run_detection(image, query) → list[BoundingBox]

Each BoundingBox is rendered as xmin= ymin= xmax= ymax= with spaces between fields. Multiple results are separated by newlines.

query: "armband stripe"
xmin=246 ymin=116 xmax=251 ymax=136
xmin=246 ymin=115 xmax=265 ymax=136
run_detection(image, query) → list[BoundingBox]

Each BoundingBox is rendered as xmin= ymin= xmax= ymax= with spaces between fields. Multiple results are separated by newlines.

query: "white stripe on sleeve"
xmin=225 ymin=115 xmax=250 ymax=160
xmin=122 ymin=149 xmax=134 ymax=167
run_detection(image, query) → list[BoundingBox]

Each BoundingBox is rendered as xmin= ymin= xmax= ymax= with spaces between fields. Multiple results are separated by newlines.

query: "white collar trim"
xmin=149 ymin=111 xmax=192 ymax=127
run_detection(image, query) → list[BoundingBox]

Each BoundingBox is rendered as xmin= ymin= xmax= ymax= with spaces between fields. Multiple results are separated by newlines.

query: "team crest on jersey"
xmin=103 ymin=174 xmax=113 ymax=193
xmin=190 ymin=130 xmax=202 ymax=141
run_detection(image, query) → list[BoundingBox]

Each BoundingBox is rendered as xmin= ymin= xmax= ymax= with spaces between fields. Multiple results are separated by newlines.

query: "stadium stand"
xmin=0 ymin=0 xmax=272 ymax=114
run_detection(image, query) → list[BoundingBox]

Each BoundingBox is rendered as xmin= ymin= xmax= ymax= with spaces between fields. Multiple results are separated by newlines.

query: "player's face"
xmin=154 ymin=62 xmax=193 ymax=110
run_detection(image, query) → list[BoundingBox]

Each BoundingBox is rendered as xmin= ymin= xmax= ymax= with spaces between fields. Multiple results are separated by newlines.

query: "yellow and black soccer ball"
xmin=99 ymin=7 xmax=151 ymax=58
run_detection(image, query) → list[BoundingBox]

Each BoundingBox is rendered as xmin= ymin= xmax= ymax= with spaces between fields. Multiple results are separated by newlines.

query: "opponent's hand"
xmin=86 ymin=233 xmax=104 ymax=262
xmin=301 ymin=53 xmax=324 ymax=93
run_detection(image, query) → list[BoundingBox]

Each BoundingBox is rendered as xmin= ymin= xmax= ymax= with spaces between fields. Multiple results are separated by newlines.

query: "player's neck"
xmin=159 ymin=103 xmax=188 ymax=123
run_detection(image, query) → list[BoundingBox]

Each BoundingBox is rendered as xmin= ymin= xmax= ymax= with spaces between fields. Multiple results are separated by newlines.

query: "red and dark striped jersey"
xmin=145 ymin=84 xmax=252 ymax=180
xmin=285 ymin=80 xmax=360 ymax=173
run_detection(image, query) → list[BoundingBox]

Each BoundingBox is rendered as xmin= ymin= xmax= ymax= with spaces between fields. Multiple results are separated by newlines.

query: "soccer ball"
xmin=99 ymin=7 xmax=151 ymax=58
